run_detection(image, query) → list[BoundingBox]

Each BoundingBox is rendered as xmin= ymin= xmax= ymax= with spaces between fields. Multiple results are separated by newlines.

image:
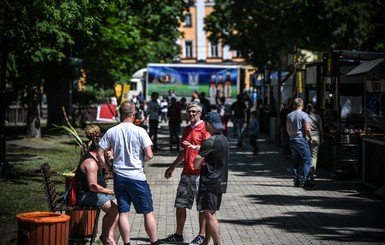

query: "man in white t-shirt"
xmin=98 ymin=100 xmax=160 ymax=245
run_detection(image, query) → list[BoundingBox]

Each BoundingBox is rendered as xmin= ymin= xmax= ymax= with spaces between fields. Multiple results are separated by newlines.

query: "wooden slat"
xmin=41 ymin=162 xmax=100 ymax=244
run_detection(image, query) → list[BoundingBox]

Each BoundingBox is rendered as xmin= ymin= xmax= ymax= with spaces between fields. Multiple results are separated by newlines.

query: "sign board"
xmin=147 ymin=64 xmax=241 ymax=100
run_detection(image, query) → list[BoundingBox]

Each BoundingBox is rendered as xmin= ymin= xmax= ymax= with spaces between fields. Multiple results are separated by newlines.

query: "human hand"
xmin=164 ymin=167 xmax=173 ymax=179
xmin=106 ymin=151 xmax=114 ymax=161
xmin=182 ymin=140 xmax=192 ymax=148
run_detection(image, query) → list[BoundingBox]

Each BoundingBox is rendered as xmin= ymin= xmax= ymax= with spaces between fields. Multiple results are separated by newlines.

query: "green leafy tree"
xmin=78 ymin=0 xmax=186 ymax=89
xmin=1 ymin=0 xmax=187 ymax=142
xmin=1 ymin=0 xmax=107 ymax=139
xmin=205 ymin=0 xmax=385 ymax=69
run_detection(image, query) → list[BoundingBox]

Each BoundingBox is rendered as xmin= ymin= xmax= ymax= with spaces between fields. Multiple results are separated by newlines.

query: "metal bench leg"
xmin=90 ymin=208 xmax=101 ymax=245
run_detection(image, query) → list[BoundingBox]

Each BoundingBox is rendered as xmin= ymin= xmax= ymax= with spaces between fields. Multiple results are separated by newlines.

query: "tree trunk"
xmin=45 ymin=63 xmax=70 ymax=128
xmin=26 ymin=82 xmax=41 ymax=138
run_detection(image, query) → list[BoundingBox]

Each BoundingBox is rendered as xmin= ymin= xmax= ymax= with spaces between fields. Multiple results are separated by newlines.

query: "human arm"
xmin=182 ymin=140 xmax=200 ymax=151
xmin=319 ymin=120 xmax=324 ymax=144
xmin=143 ymin=145 xmax=153 ymax=162
xmin=193 ymin=154 xmax=205 ymax=170
xmin=286 ymin=121 xmax=291 ymax=136
xmin=97 ymin=147 xmax=112 ymax=172
xmin=82 ymin=158 xmax=114 ymax=195
xmin=164 ymin=150 xmax=185 ymax=179
xmin=305 ymin=122 xmax=313 ymax=144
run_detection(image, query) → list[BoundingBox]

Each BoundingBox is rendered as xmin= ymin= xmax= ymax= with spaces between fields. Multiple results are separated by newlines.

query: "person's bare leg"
xmin=198 ymin=211 xmax=206 ymax=236
xmin=101 ymin=200 xmax=119 ymax=244
xmin=204 ymin=210 xmax=221 ymax=245
xmin=176 ymin=207 xmax=186 ymax=235
xmin=119 ymin=212 xmax=131 ymax=244
xmin=144 ymin=211 xmax=158 ymax=243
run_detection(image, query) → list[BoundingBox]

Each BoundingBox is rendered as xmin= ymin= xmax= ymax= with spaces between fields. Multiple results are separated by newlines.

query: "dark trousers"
xmin=249 ymin=135 xmax=259 ymax=154
xmin=149 ymin=119 xmax=159 ymax=149
xmin=282 ymin=128 xmax=291 ymax=157
xmin=169 ymin=123 xmax=180 ymax=150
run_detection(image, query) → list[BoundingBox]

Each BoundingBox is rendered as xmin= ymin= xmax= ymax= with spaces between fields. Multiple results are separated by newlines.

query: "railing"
xmin=5 ymin=104 xmax=48 ymax=126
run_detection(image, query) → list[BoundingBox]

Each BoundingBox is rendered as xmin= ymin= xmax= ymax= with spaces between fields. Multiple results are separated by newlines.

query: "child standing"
xmin=249 ymin=108 xmax=260 ymax=155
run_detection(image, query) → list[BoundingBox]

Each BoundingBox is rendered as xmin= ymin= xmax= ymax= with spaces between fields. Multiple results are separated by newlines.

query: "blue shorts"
xmin=78 ymin=192 xmax=115 ymax=207
xmin=113 ymin=174 xmax=154 ymax=214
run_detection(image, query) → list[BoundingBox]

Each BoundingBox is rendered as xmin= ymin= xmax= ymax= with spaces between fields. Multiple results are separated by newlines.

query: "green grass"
xmin=0 ymin=126 xmax=88 ymax=245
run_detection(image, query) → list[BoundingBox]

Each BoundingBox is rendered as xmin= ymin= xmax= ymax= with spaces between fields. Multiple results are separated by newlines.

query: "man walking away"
xmin=286 ymin=98 xmax=314 ymax=188
xmin=147 ymin=92 xmax=161 ymax=150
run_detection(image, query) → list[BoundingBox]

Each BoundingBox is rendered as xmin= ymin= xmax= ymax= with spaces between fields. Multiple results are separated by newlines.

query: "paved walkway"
xmin=98 ymin=122 xmax=385 ymax=245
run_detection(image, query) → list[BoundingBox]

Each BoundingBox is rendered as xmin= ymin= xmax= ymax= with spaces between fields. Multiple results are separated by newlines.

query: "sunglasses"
xmin=187 ymin=110 xmax=201 ymax=115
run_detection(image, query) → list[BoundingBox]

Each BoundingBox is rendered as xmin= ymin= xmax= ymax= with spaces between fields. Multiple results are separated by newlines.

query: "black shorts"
xmin=197 ymin=190 xmax=222 ymax=211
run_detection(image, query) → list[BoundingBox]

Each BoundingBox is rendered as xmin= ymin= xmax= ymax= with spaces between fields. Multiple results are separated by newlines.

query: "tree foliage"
xmin=78 ymin=0 xmax=186 ymax=88
xmin=204 ymin=0 xmax=385 ymax=68
xmin=1 ymin=0 xmax=187 ymax=137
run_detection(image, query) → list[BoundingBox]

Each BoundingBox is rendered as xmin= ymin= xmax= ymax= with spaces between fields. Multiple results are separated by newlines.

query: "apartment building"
xmin=177 ymin=0 xmax=245 ymax=64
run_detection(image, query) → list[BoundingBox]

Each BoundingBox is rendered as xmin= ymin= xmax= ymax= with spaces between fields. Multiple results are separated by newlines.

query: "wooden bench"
xmin=40 ymin=162 xmax=101 ymax=244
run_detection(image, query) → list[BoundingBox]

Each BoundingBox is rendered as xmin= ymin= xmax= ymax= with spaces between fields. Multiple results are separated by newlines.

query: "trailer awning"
xmin=347 ymin=58 xmax=385 ymax=76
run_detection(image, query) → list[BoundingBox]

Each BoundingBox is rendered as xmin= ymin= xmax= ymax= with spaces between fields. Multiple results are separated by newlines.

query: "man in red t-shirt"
xmin=161 ymin=101 xmax=211 ymax=245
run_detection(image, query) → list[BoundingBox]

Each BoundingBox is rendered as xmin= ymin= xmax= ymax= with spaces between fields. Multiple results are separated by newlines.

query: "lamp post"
xmin=68 ymin=57 xmax=82 ymax=123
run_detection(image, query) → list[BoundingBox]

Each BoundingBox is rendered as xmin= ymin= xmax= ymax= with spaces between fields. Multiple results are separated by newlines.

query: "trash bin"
xmin=16 ymin=212 xmax=70 ymax=245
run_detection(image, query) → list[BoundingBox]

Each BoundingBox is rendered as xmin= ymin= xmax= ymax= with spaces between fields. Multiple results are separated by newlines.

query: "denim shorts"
xmin=114 ymin=174 xmax=153 ymax=214
xmin=78 ymin=192 xmax=116 ymax=207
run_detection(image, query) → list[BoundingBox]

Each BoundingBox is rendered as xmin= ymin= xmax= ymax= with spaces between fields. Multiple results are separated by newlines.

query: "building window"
xmin=184 ymin=13 xmax=192 ymax=27
xmin=209 ymin=41 xmax=219 ymax=58
xmin=185 ymin=41 xmax=193 ymax=58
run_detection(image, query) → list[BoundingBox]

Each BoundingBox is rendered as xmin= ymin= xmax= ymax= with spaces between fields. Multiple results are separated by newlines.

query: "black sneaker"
xmin=301 ymin=180 xmax=315 ymax=188
xmin=160 ymin=233 xmax=184 ymax=243
xmin=294 ymin=180 xmax=300 ymax=187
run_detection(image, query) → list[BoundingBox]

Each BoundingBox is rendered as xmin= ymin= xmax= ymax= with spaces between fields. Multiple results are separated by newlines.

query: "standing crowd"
xmin=75 ymin=88 xmax=321 ymax=244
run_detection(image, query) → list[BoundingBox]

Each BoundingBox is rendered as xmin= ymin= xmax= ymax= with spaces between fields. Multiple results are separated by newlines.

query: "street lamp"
xmin=68 ymin=57 xmax=83 ymax=123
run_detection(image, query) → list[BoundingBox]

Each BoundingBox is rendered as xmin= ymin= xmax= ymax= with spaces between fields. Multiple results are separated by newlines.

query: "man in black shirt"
xmin=193 ymin=112 xmax=229 ymax=245
xmin=231 ymin=94 xmax=247 ymax=147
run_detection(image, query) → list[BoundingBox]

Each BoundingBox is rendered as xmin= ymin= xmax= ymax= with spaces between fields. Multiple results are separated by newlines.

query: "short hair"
xmin=120 ymin=100 xmax=136 ymax=120
xmin=186 ymin=101 xmax=202 ymax=112
xmin=84 ymin=124 xmax=100 ymax=140
xmin=151 ymin=92 xmax=159 ymax=99
xmin=293 ymin=98 xmax=304 ymax=109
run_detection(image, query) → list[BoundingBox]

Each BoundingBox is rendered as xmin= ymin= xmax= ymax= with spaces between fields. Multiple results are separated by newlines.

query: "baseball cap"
xmin=204 ymin=112 xmax=223 ymax=130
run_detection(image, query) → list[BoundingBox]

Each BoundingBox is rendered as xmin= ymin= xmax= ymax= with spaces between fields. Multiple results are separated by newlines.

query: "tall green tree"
xmin=1 ymin=0 xmax=107 ymax=138
xmin=1 ymin=0 xmax=187 ymax=141
xmin=77 ymin=0 xmax=186 ymax=88
xmin=204 ymin=0 xmax=385 ymax=69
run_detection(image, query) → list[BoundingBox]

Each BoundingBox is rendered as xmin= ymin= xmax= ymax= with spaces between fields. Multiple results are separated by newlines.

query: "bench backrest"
xmin=41 ymin=162 xmax=62 ymax=211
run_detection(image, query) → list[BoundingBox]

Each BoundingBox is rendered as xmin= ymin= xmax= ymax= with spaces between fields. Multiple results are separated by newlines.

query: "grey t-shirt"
xmin=308 ymin=112 xmax=322 ymax=137
xmin=287 ymin=110 xmax=310 ymax=140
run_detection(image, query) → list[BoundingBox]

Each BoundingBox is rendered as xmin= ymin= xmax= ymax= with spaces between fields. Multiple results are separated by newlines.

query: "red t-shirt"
xmin=181 ymin=121 xmax=210 ymax=175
